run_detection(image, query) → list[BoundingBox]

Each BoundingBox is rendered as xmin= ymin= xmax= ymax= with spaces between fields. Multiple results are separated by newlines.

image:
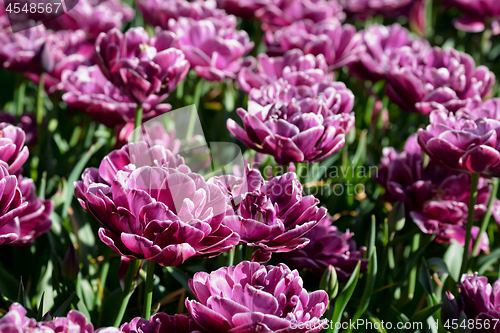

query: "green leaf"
xmin=367 ymin=215 xmax=376 ymax=259
xmin=427 ymin=258 xmax=450 ymax=276
xmin=327 ymin=261 xmax=362 ymax=333
xmin=78 ymin=278 xmax=96 ymax=312
xmin=476 ymin=247 xmax=500 ymax=275
xmin=320 ymin=265 xmax=339 ymax=310
xmin=0 ymin=264 xmax=21 ymax=301
xmin=53 ymin=292 xmax=77 ymax=317
xmin=166 ymin=266 xmax=192 ymax=293
xmin=62 ymin=141 xmax=104 ymax=219
xmin=387 ymin=201 xmax=405 ymax=233
xmin=406 ymin=304 xmax=442 ymax=331
xmin=444 ymin=239 xmax=464 ymax=282
xmin=419 ymin=258 xmax=437 ymax=305
xmin=348 ymin=251 xmax=378 ymax=333
xmin=36 ymin=293 xmax=45 ymax=321
xmin=405 ymin=235 xmax=435 ymax=276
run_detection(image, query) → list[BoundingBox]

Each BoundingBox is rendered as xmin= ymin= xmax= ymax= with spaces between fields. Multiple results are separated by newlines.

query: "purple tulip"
xmin=0 ymin=25 xmax=46 ymax=73
xmin=24 ymin=30 xmax=95 ymax=94
xmin=443 ymin=273 xmax=500 ymax=327
xmin=0 ymin=166 xmax=26 ymax=245
xmin=0 ymin=112 xmax=37 ymax=147
xmin=340 ymin=0 xmax=416 ymax=19
xmin=220 ymin=167 xmax=327 ymax=262
xmin=418 ymin=100 xmax=500 ymax=176
xmin=216 ymin=0 xmax=271 ymax=20
xmin=227 ymin=83 xmax=355 ymax=164
xmin=444 ymin=0 xmax=500 ymax=35
xmin=186 ymin=261 xmax=329 ymax=333
xmin=277 ymin=216 xmax=368 ymax=281
xmin=348 ymin=23 xmax=429 ymax=82
xmin=0 ymin=303 xmax=37 ymax=332
xmin=265 ymin=18 xmax=363 ymax=70
xmin=61 ymin=65 xmax=172 ymax=128
xmin=256 ymin=0 xmax=345 ymax=33
xmin=0 ymin=123 xmax=29 ymax=174
xmin=45 ymin=0 xmax=135 ymax=39
xmin=238 ymin=49 xmax=330 ymax=93
xmin=121 ymin=313 xmax=206 ymax=333
xmin=0 ymin=176 xmax=53 ymax=247
xmin=96 ymin=27 xmax=190 ymax=103
xmin=386 ymin=46 xmax=495 ymax=114
xmin=376 ymin=134 xmax=494 ymax=252
xmin=75 ymin=142 xmax=239 ymax=266
xmin=138 ymin=0 xmax=233 ymax=31
xmin=169 ymin=17 xmax=254 ymax=81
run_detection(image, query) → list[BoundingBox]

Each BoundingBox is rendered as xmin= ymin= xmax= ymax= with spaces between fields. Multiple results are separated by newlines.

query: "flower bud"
xmin=61 ymin=244 xmax=79 ymax=281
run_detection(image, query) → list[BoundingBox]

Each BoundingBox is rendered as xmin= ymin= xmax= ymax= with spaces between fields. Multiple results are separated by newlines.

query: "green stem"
xmin=114 ymin=259 xmax=142 ymax=327
xmin=244 ymin=245 xmax=254 ymax=262
xmin=408 ymin=233 xmax=420 ymax=300
xmin=133 ymin=104 xmax=143 ymax=142
xmin=15 ymin=74 xmax=26 ymax=117
xmin=36 ymin=73 xmax=45 ymax=126
xmin=186 ymin=79 xmax=204 ymax=141
xmin=460 ymin=173 xmax=480 ymax=276
xmin=143 ymin=261 xmax=155 ymax=320
xmin=472 ymin=178 xmax=499 ymax=257
xmin=227 ymin=247 xmax=235 ymax=267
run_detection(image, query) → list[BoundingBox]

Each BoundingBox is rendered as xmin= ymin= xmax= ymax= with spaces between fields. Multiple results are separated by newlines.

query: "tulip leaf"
xmin=404 ymin=234 xmax=435 ymax=276
xmin=427 ymin=258 xmax=450 ymax=276
xmin=419 ymin=258 xmax=438 ymax=305
xmin=327 ymin=261 xmax=361 ymax=333
xmin=476 ymin=247 xmax=500 ymax=275
xmin=387 ymin=201 xmax=405 ymax=233
xmin=347 ymin=250 xmax=378 ymax=333
xmin=166 ymin=267 xmax=192 ymax=293
xmin=456 ymin=312 xmax=471 ymax=333
xmin=0 ymin=264 xmax=21 ymax=301
xmin=52 ymin=292 xmax=77 ymax=317
xmin=62 ymin=140 xmax=104 ymax=219
xmin=444 ymin=239 xmax=464 ymax=282
xmin=404 ymin=304 xmax=441 ymax=332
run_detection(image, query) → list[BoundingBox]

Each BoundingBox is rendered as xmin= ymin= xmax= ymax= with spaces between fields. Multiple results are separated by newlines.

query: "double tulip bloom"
xmin=96 ymin=27 xmax=190 ymax=104
xmin=75 ymin=142 xmax=239 ymax=266
xmin=0 ymin=25 xmax=47 ymax=73
xmin=228 ymin=85 xmax=354 ymax=164
xmin=418 ymin=99 xmax=500 ymax=177
xmin=120 ymin=313 xmax=204 ymax=333
xmin=277 ymin=216 xmax=368 ymax=281
xmin=444 ymin=0 xmax=500 ymax=35
xmin=186 ymin=261 xmax=329 ymax=332
xmin=216 ymin=0 xmax=270 ymax=20
xmin=376 ymin=135 xmax=493 ymax=251
xmin=220 ymin=167 xmax=327 ymax=262
xmin=266 ymin=18 xmax=363 ymax=70
xmin=138 ymin=0 xmax=232 ymax=31
xmin=443 ymin=273 xmax=500 ymax=326
xmin=349 ymin=23 xmax=429 ymax=82
xmin=256 ymin=0 xmax=345 ymax=33
xmin=168 ymin=17 xmax=253 ymax=81
xmin=45 ymin=0 xmax=135 ymax=39
xmin=62 ymin=65 xmax=172 ymax=128
xmin=386 ymin=46 xmax=495 ymax=114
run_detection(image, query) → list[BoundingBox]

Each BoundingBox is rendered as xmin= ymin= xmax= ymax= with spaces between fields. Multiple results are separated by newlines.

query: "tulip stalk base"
xmin=143 ymin=260 xmax=155 ymax=320
xmin=133 ymin=104 xmax=143 ymax=142
xmin=114 ymin=259 xmax=142 ymax=327
xmin=36 ymin=73 xmax=45 ymax=126
xmin=460 ymin=173 xmax=480 ymax=276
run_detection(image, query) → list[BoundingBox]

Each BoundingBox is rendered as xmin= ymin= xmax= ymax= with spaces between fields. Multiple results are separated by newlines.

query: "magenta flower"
xmin=121 ymin=313 xmax=206 ymax=333
xmin=227 ymin=84 xmax=355 ymax=164
xmin=238 ymin=49 xmax=329 ymax=93
xmin=186 ymin=261 xmax=329 ymax=333
xmin=216 ymin=0 xmax=271 ymax=20
xmin=443 ymin=273 xmax=500 ymax=327
xmin=444 ymin=0 xmax=500 ymax=35
xmin=418 ymin=101 xmax=500 ymax=176
xmin=45 ymin=0 xmax=135 ymax=39
xmin=386 ymin=46 xmax=495 ymax=114
xmin=221 ymin=168 xmax=327 ymax=262
xmin=0 ymin=25 xmax=46 ymax=73
xmin=348 ymin=23 xmax=429 ymax=82
xmin=277 ymin=216 xmax=368 ymax=281
xmin=61 ymin=65 xmax=172 ymax=128
xmin=265 ymin=18 xmax=363 ymax=70
xmin=0 ymin=303 xmax=37 ymax=332
xmin=169 ymin=17 xmax=254 ymax=81
xmin=0 ymin=176 xmax=53 ymax=247
xmin=96 ymin=28 xmax=190 ymax=103
xmin=256 ymin=0 xmax=345 ymax=33
xmin=25 ymin=30 xmax=95 ymax=94
xmin=75 ymin=142 xmax=239 ymax=266
xmin=376 ymin=135 xmax=493 ymax=251
xmin=340 ymin=0 xmax=418 ymax=21
xmin=0 ymin=123 xmax=29 ymax=174
xmin=138 ymin=0 xmax=233 ymax=31
xmin=0 ymin=112 xmax=37 ymax=147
